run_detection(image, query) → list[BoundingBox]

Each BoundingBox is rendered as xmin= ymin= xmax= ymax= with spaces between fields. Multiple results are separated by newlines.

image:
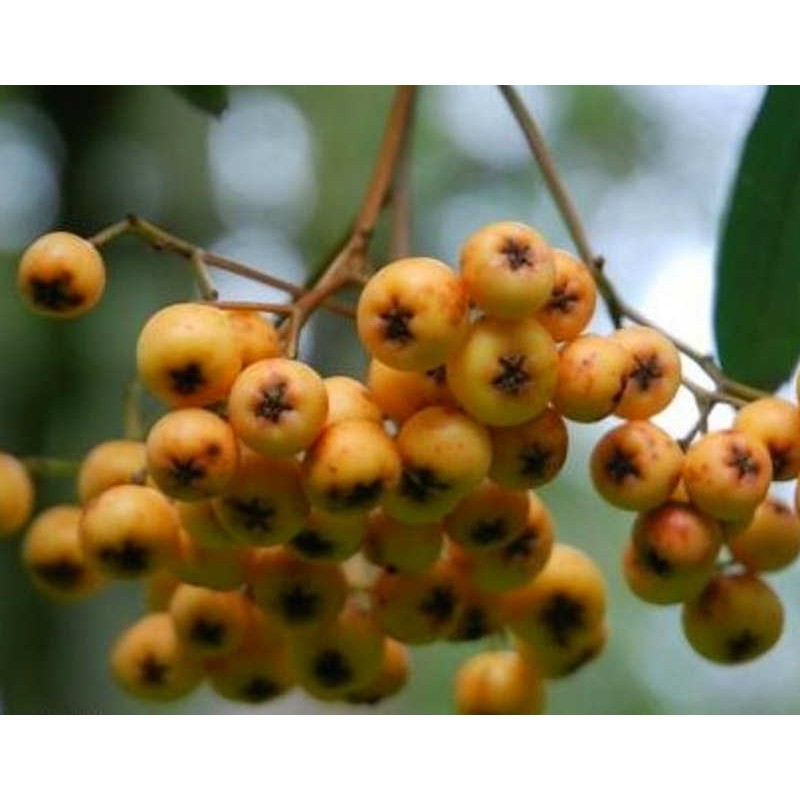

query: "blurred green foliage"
xmin=2 ymin=85 xmax=797 ymax=715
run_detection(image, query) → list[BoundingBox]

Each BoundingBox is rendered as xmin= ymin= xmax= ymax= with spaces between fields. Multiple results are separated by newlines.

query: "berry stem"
xmin=498 ymin=84 xmax=767 ymax=409
xmin=123 ymin=380 xmax=146 ymax=441
xmin=21 ymin=456 xmax=79 ymax=478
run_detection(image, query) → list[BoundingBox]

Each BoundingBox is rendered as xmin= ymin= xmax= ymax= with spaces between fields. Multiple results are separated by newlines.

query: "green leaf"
xmin=169 ymin=86 xmax=229 ymax=117
xmin=714 ymin=86 xmax=800 ymax=390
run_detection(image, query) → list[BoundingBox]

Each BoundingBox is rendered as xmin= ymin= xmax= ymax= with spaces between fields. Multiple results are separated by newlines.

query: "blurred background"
xmin=1 ymin=85 xmax=794 ymax=714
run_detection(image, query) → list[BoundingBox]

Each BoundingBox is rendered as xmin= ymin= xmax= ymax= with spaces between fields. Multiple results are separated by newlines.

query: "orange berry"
xmin=136 ymin=302 xmax=241 ymax=408
xmin=610 ymin=326 xmax=682 ymax=420
xmin=22 ymin=505 xmax=104 ymax=601
xmin=171 ymin=528 xmax=251 ymax=590
xmin=0 ymin=452 xmax=34 ymax=537
xmin=515 ymin=623 xmax=607 ymax=679
xmin=363 ymin=507 xmax=444 ymax=575
xmin=590 ymin=421 xmax=684 ymax=511
xmin=728 ymin=496 xmax=800 ymax=573
xmin=76 ymin=440 xmax=147 ymax=504
xmin=323 ymin=375 xmax=383 ymax=427
xmin=682 ymin=430 xmax=772 ymax=521
xmin=225 ymin=309 xmax=282 ymax=366
xmin=289 ymin=507 xmax=367 ymax=563
xmin=176 ymin=500 xmax=239 ymax=548
xmin=357 ymin=257 xmax=469 ymax=372
xmin=228 ymin=357 xmax=328 ymax=457
xmin=552 ymin=334 xmax=633 ymax=422
xmin=17 ymin=231 xmax=105 ymax=318
xmin=110 ymin=613 xmax=203 ymax=702
xmin=446 ymin=316 xmax=558 ymax=427
xmin=455 ymin=651 xmax=545 ymax=714
xmin=345 ymin=638 xmax=410 ymax=705
xmin=80 ymin=485 xmax=180 ymax=579
xmin=366 ymin=359 xmax=454 ymax=424
xmin=146 ymin=409 xmax=239 ymax=501
xmin=460 ymin=221 xmax=555 ymax=319
xmin=534 ymin=249 xmax=597 ymax=341
xmin=733 ymin=397 xmax=800 ymax=481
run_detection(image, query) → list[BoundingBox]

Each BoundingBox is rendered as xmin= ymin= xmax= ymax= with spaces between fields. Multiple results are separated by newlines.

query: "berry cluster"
xmin=5 ymin=218 xmax=799 ymax=713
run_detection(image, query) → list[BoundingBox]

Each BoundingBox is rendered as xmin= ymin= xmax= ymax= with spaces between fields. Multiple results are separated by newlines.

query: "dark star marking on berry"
xmin=327 ymin=479 xmax=383 ymax=510
xmin=503 ymin=532 xmax=536 ymax=563
xmin=726 ymin=630 xmax=760 ymax=663
xmin=190 ymin=618 xmax=225 ymax=647
xmin=227 ymin=498 xmax=275 ymax=532
xmin=453 ymin=607 xmax=489 ymax=641
xmin=139 ymin=655 xmax=168 ymax=686
xmin=630 ymin=354 xmax=663 ymax=392
xmin=169 ymin=362 xmax=205 ymax=396
xmin=419 ymin=585 xmax=456 ymax=624
xmin=399 ymin=467 xmax=450 ymax=503
xmin=255 ymin=381 xmax=292 ymax=423
xmin=727 ymin=445 xmax=760 ymax=480
xmin=540 ymin=592 xmax=585 ymax=647
xmin=30 ymin=273 xmax=84 ymax=311
xmin=470 ymin=518 xmax=507 ymax=546
xmin=313 ymin=649 xmax=353 ymax=688
xmin=34 ymin=560 xmax=84 ymax=589
xmin=97 ymin=539 xmax=150 ymax=575
xmin=605 ymin=447 xmax=640 ymax=484
xmin=425 ymin=365 xmax=447 ymax=385
xmin=169 ymin=457 xmax=206 ymax=487
xmin=278 ymin=584 xmax=321 ymax=622
xmin=492 ymin=354 xmax=529 ymax=395
xmin=501 ymin=238 xmax=534 ymax=271
xmin=519 ymin=444 xmax=551 ymax=480
xmin=641 ymin=545 xmax=672 ymax=577
xmin=547 ymin=285 xmax=580 ymax=313
xmin=241 ymin=677 xmax=280 ymax=702
xmin=292 ymin=529 xmax=335 ymax=558
xmin=379 ymin=303 xmax=414 ymax=344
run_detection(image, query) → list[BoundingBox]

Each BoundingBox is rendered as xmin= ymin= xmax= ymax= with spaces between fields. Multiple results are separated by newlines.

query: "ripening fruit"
xmin=381 ymin=406 xmax=491 ymax=525
xmin=465 ymin=491 xmax=555 ymax=593
xmin=504 ymin=543 xmax=606 ymax=654
xmin=446 ymin=316 xmax=558 ymax=427
xmin=345 ymin=638 xmax=410 ymax=705
xmin=205 ymin=605 xmax=295 ymax=703
xmin=682 ymin=572 xmax=784 ymax=665
xmin=323 ymin=376 xmax=383 ymax=427
xmin=366 ymin=359 xmax=455 ymax=424
xmin=301 ymin=419 xmax=401 ymax=514
xmin=444 ymin=479 xmax=530 ymax=551
xmin=168 ymin=584 xmax=249 ymax=658
xmin=228 ymin=358 xmax=328 ymax=458
xmin=176 ymin=500 xmax=239 ymax=548
xmin=17 ymin=231 xmax=106 ymax=318
xmin=224 ymin=309 xmax=282 ymax=367
xmin=623 ymin=502 xmax=722 ymax=605
xmin=76 ymin=440 xmax=147 ymax=504
xmin=610 ymin=326 xmax=682 ymax=420
xmin=289 ymin=507 xmax=367 ymax=563
xmin=146 ymin=409 xmax=239 ymax=501
xmin=682 ymin=430 xmax=772 ymax=521
xmin=590 ymin=421 xmax=684 ymax=512
xmin=488 ymin=406 xmax=568 ymax=490
xmin=110 ymin=613 xmax=203 ymax=702
xmin=80 ymin=485 xmax=180 ymax=579
xmin=0 ymin=452 xmax=34 ymax=537
xmin=144 ymin=570 xmax=182 ymax=612
xmin=356 ymin=257 xmax=469 ymax=372
xmin=460 ymin=221 xmax=555 ymax=319
xmin=136 ymin=303 xmax=242 ymax=408
xmin=22 ymin=505 xmax=104 ymax=600
xmin=446 ymin=573 xmax=506 ymax=642
xmin=372 ymin=560 xmax=461 ymax=644
xmin=534 ymin=249 xmax=597 ymax=341
xmin=552 ymin=334 xmax=633 ymax=422
xmin=212 ymin=447 xmax=308 ymax=547
xmin=733 ymin=397 xmax=800 ymax=481
xmin=455 ymin=651 xmax=545 ymax=714
xmin=363 ymin=507 xmax=444 ymax=575
xmin=249 ymin=546 xmax=348 ymax=631
xmin=289 ymin=599 xmax=384 ymax=701
xmin=728 ymin=497 xmax=800 ymax=573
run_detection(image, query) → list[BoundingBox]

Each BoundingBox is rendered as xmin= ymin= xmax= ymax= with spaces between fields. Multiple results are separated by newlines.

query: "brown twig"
xmin=498 ymin=84 xmax=767 ymax=409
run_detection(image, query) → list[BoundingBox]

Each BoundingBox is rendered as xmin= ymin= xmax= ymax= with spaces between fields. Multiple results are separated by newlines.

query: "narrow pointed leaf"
xmin=170 ymin=86 xmax=229 ymax=117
